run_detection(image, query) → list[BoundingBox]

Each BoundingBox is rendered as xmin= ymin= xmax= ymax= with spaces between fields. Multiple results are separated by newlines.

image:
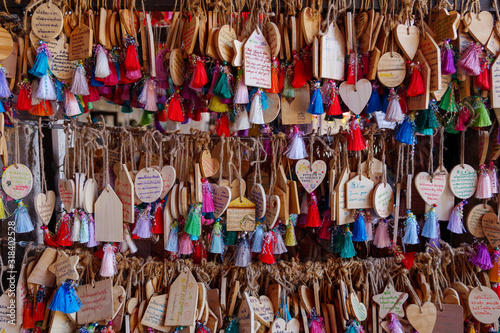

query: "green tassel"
xmin=87 ymin=102 xmax=93 ymax=110
xmin=282 ymin=76 xmax=295 ymax=99
xmin=439 ymin=85 xmax=459 ymax=113
xmin=213 ymin=70 xmax=232 ymax=99
xmin=224 ymin=226 xmax=237 ymax=245
xmin=332 ymin=230 xmax=343 ymax=253
xmin=140 ymin=110 xmax=155 ymax=126
xmin=208 ymin=96 xmax=229 ymax=113
xmin=415 ymin=102 xmax=440 ymax=135
xmin=445 ymin=114 xmax=459 ymax=134
xmin=471 ymin=97 xmax=492 ymax=127
xmin=184 ymin=203 xmax=202 ymax=239
xmin=121 ymin=102 xmax=133 ymax=113
xmin=226 ymin=317 xmax=239 ymax=333
xmin=340 ymin=229 xmax=356 ymax=259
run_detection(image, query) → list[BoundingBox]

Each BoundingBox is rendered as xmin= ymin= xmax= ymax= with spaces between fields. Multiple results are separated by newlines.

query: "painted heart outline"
xmin=295 ymin=159 xmax=327 ymax=193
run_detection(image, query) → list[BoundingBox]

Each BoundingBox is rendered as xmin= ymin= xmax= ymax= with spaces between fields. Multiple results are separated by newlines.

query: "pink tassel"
xmin=385 ymin=89 xmax=404 ymax=122
xmin=387 ymin=314 xmax=404 ymax=333
xmin=132 ymin=205 xmax=152 ymax=239
xmin=65 ymin=91 xmax=81 ymax=117
xmin=122 ymin=84 xmax=130 ymax=101
xmin=178 ymin=232 xmax=194 ymax=255
xmin=308 ymin=309 xmax=326 ymax=333
xmin=470 ymin=241 xmax=493 ymax=270
xmin=126 ymin=69 xmax=142 ymax=81
xmin=234 ymin=70 xmax=249 ymax=104
xmin=273 ymin=228 xmax=287 ymax=254
xmin=138 ymin=79 xmax=158 ymax=112
xmin=100 ymin=243 xmax=117 ymax=277
xmin=476 ymin=164 xmax=493 ymax=199
xmin=458 ymin=42 xmax=482 ymax=76
xmin=71 ymin=64 xmax=89 ymax=96
xmin=155 ymin=49 xmax=167 ymax=81
xmin=447 ymin=200 xmax=467 ymax=234
xmin=364 ymin=211 xmax=374 ymax=241
xmin=201 ymin=178 xmax=215 ymax=218
xmin=489 ymin=160 xmax=499 ymax=194
xmin=373 ymin=220 xmax=391 ymax=248
xmin=318 ymin=210 xmax=333 ymax=240
xmin=87 ymin=215 xmax=100 ymax=247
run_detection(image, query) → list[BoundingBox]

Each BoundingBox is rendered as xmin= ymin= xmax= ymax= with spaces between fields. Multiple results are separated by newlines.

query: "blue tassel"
xmin=381 ymin=90 xmax=390 ymax=113
xmin=56 ymin=79 xmax=65 ymax=102
xmin=114 ymin=61 xmax=121 ymax=81
xmin=246 ymin=89 xmax=269 ymax=111
xmin=366 ymin=88 xmax=382 ymax=114
xmin=210 ymin=219 xmax=224 ymax=254
xmin=165 ymin=221 xmax=179 ymax=252
xmin=352 ymin=211 xmax=368 ymax=242
xmin=307 ymin=81 xmax=324 ymax=115
xmin=0 ymin=67 xmax=11 ymax=98
xmin=421 ymin=205 xmax=439 ymax=239
xmin=29 ymin=42 xmax=51 ymax=77
xmin=14 ymin=201 xmax=34 ymax=233
xmin=395 ymin=115 xmax=417 ymax=145
xmin=226 ymin=317 xmax=239 ymax=333
xmin=91 ymin=71 xmax=104 ymax=87
xmin=402 ymin=210 xmax=419 ymax=245
xmin=0 ymin=100 xmax=5 ymax=113
xmin=49 ymin=280 xmax=82 ymax=314
xmin=251 ymin=223 xmax=264 ymax=253
xmin=340 ymin=229 xmax=356 ymax=258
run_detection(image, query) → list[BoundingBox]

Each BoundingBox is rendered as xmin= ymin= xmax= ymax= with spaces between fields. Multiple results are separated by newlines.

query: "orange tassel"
xmin=29 ymin=100 xmax=54 ymax=116
xmin=268 ymin=58 xmax=280 ymax=93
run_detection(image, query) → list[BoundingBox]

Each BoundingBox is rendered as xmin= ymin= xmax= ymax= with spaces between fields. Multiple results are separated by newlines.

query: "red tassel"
xmin=347 ymin=116 xmax=366 ymax=151
xmin=190 ymin=57 xmax=209 ymax=89
xmin=192 ymin=239 xmax=207 ymax=264
xmin=268 ymin=58 xmax=280 ymax=93
xmin=260 ymin=231 xmax=276 ymax=264
xmin=167 ymin=93 xmax=185 ymax=122
xmin=33 ymin=287 xmax=47 ymax=321
xmin=291 ymin=51 xmax=307 ymax=88
xmin=475 ymin=59 xmax=491 ymax=91
xmin=151 ymin=201 xmax=164 ymax=234
xmin=191 ymin=108 xmax=202 ymax=121
xmin=23 ymin=297 xmax=35 ymax=329
xmin=406 ymin=64 xmax=425 ymax=97
xmin=326 ymin=81 xmax=342 ymax=117
xmin=41 ymin=226 xmax=58 ymax=247
xmin=306 ymin=192 xmax=322 ymax=227
xmin=125 ymin=44 xmax=141 ymax=71
xmin=111 ymin=86 xmax=123 ymax=105
xmin=278 ymin=64 xmax=285 ymax=92
xmin=302 ymin=49 xmax=313 ymax=81
xmin=119 ymin=63 xmax=135 ymax=84
xmin=157 ymin=106 xmax=167 ymax=122
xmin=56 ymin=215 xmax=73 ymax=247
xmin=104 ymin=61 xmax=119 ymax=86
xmin=216 ymin=113 xmax=230 ymax=136
xmin=30 ymin=100 xmax=54 ymax=116
xmin=401 ymin=251 xmax=416 ymax=269
xmin=493 ymin=283 xmax=500 ymax=299
xmin=16 ymin=81 xmax=32 ymax=111
xmin=362 ymin=52 xmax=370 ymax=76
xmin=346 ymin=52 xmax=357 ymax=84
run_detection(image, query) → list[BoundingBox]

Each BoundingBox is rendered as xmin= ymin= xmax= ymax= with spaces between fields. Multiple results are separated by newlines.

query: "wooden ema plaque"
xmin=77 ymin=279 xmax=114 ymax=324
xmin=115 ymin=165 xmax=135 ymax=223
xmin=491 ymin=55 xmax=500 ymax=108
xmin=0 ymin=27 xmax=14 ymax=62
xmin=27 ymin=247 xmax=57 ymax=287
xmin=244 ymin=28 xmax=272 ymax=89
xmin=69 ymin=25 xmax=93 ymax=61
xmin=164 ymin=270 xmax=198 ymax=327
xmin=430 ymin=9 xmax=460 ymax=43
xmin=32 ymin=3 xmax=64 ymax=40
xmin=281 ymin=84 xmax=311 ymax=125
xmin=346 ymin=175 xmax=374 ymax=209
xmin=467 ymin=204 xmax=494 ymax=238
xmin=377 ymin=52 xmax=406 ymax=87
xmin=51 ymin=35 xmax=77 ymax=81
xmin=419 ymin=32 xmax=441 ymax=91
xmin=320 ymin=23 xmax=345 ymax=80
xmin=141 ymin=294 xmax=170 ymax=332
xmin=135 ymin=167 xmax=163 ymax=203
xmin=226 ymin=196 xmax=256 ymax=231
xmin=94 ymin=184 xmax=123 ymax=242
xmin=2 ymin=164 xmax=33 ymax=200
xmin=468 ymin=286 xmax=500 ymax=324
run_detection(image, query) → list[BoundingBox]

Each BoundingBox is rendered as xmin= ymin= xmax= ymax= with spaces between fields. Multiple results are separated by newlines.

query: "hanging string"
xmin=38 ymin=119 xmax=47 ymax=194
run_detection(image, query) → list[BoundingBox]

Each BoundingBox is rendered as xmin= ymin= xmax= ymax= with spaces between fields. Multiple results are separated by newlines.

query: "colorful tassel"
xmin=23 ymin=296 xmax=35 ymax=329
xmin=470 ymin=241 xmax=493 ymax=270
xmin=324 ymin=80 xmax=343 ymax=120
xmin=87 ymin=214 xmax=100 ymax=247
xmin=406 ymin=63 xmax=425 ymax=97
xmin=178 ymin=232 xmax=194 ymax=255
xmin=192 ymin=239 xmax=207 ymax=264
xmin=346 ymin=52 xmax=359 ymax=84
xmin=387 ymin=314 xmax=404 ymax=333
xmin=475 ymin=58 xmax=491 ymax=91
xmin=33 ymin=286 xmax=47 ymax=322
xmin=210 ymin=219 xmax=225 ymax=254
xmin=216 ymin=113 xmax=230 ymax=137
xmin=65 ymin=91 xmax=82 ymax=117
xmin=232 ymin=106 xmax=251 ymax=131
xmin=395 ymin=114 xmax=417 ymax=144
xmin=318 ymin=211 xmax=333 ymax=240
xmin=489 ymin=160 xmax=499 ymax=194
xmin=447 ymin=200 xmax=467 ymax=234
xmin=441 ymin=39 xmax=456 ymax=75
xmin=94 ymin=45 xmax=111 ymax=78
xmin=71 ymin=211 xmax=80 ymax=241
xmin=285 ymin=215 xmax=297 ymax=246
xmin=416 ymin=100 xmax=441 ymax=135
xmin=365 ymin=211 xmax=374 ymax=241
xmin=489 ymin=248 xmax=500 ymax=282
xmin=306 ymin=192 xmax=322 ymax=227
xmin=71 ymin=63 xmax=89 ymax=96
xmin=476 ymin=164 xmax=493 ymax=199
xmin=373 ymin=220 xmax=391 ymax=248
xmin=16 ymin=79 xmax=32 ymax=111
xmin=352 ymin=210 xmax=368 ymax=242
xmin=0 ymin=66 xmax=10 ymax=98
xmin=167 ymin=92 xmax=185 ymax=122
xmin=308 ymin=309 xmax=326 ymax=333
xmin=56 ymin=213 xmax=73 ymax=247
xmin=471 ymin=96 xmax=492 ymax=127
xmin=340 ymin=228 xmax=357 ymax=258
xmin=249 ymin=89 xmax=265 ymax=124
xmin=41 ymin=225 xmax=58 ymax=247
xmin=190 ymin=56 xmax=209 ymax=89
xmin=421 ymin=204 xmax=439 ymax=238
xmin=285 ymin=125 xmax=308 ymax=160
xmin=185 ymin=203 xmax=202 ymax=240
xmin=273 ymin=227 xmax=287 ymax=254
xmin=133 ymin=205 xmax=152 ymax=239
xmin=124 ymin=37 xmax=141 ymax=72
xmin=455 ymin=104 xmax=473 ymax=131
xmin=49 ymin=280 xmax=82 ymax=314
xmin=165 ymin=221 xmax=179 ymax=252
xmin=151 ymin=201 xmax=164 ymax=234
xmin=201 ymin=179 xmax=215 ymax=219
xmin=402 ymin=210 xmax=419 ymax=245
xmin=260 ymin=231 xmax=276 ymax=264
xmin=268 ymin=57 xmax=280 ymax=93
xmin=100 ymin=243 xmax=117 ymax=277
xmin=251 ymin=222 xmax=265 ymax=253
xmin=234 ymin=68 xmax=250 ymax=104
xmin=307 ymin=81 xmax=324 ymax=115
xmin=138 ymin=78 xmax=158 ymax=112
xmin=439 ymin=83 xmax=460 ymax=114
xmin=29 ymin=42 xmax=52 ymax=77
xmin=458 ymin=42 xmax=482 ymax=76
xmin=36 ymin=74 xmax=57 ymax=101
xmin=14 ymin=201 xmax=34 ymax=233
xmin=235 ymin=234 xmax=252 ymax=267
xmin=366 ymin=82 xmax=382 ymax=114
xmin=347 ymin=116 xmax=366 ymax=151
xmin=385 ymin=89 xmax=404 ymax=122
xmin=291 ymin=51 xmax=307 ymax=88
xmin=282 ymin=73 xmax=295 ymax=99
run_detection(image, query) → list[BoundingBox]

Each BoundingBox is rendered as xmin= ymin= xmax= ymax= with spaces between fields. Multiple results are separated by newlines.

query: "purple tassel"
xmin=86 ymin=214 xmax=100 ymax=247
xmin=273 ymin=228 xmax=287 ymax=254
xmin=457 ymin=42 xmax=482 ymax=76
xmin=132 ymin=205 xmax=152 ymax=239
xmin=447 ymin=200 xmax=467 ymax=234
xmin=441 ymin=39 xmax=456 ymax=75
xmin=0 ymin=66 xmax=11 ymax=98
xmin=234 ymin=233 xmax=252 ymax=267
xmin=470 ymin=241 xmax=493 ymax=270
xmin=387 ymin=314 xmax=404 ymax=333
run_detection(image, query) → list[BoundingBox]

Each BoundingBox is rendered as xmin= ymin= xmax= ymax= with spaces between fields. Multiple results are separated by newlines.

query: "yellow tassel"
xmin=467 ymin=323 xmax=476 ymax=333
xmin=490 ymin=249 xmax=500 ymax=282
xmin=208 ymin=96 xmax=229 ymax=113
xmin=0 ymin=195 xmax=9 ymax=220
xmin=285 ymin=223 xmax=297 ymax=246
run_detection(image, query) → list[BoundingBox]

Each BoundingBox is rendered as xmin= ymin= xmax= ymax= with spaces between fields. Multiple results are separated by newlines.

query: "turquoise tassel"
xmin=14 ymin=201 xmax=34 ymax=233
xmin=210 ymin=219 xmax=224 ymax=254
xmin=340 ymin=229 xmax=356 ymax=258
xmin=29 ymin=42 xmax=51 ymax=77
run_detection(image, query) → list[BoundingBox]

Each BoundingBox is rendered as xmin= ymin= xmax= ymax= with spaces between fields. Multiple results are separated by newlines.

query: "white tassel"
xmin=124 ymin=228 xmax=138 ymax=253
xmin=65 ymin=91 xmax=81 ymax=117
xmin=232 ymin=106 xmax=251 ymax=131
xmin=71 ymin=213 xmax=80 ymax=242
xmin=249 ymin=90 xmax=265 ymax=125
xmin=71 ymin=65 xmax=89 ymax=96
xmin=99 ymin=243 xmax=116 ymax=277
xmin=385 ymin=89 xmax=404 ymax=123
xmin=36 ymin=74 xmax=57 ymax=100
xmin=94 ymin=45 xmax=111 ymax=78
xmin=31 ymin=80 xmax=41 ymax=105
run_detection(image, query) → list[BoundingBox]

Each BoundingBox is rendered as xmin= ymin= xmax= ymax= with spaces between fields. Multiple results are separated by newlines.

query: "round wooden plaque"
xmin=377 ymin=52 xmax=406 ymax=87
xmin=2 ymin=164 xmax=33 ymax=200
xmin=32 ymin=3 xmax=64 ymax=40
xmin=0 ymin=27 xmax=13 ymax=61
